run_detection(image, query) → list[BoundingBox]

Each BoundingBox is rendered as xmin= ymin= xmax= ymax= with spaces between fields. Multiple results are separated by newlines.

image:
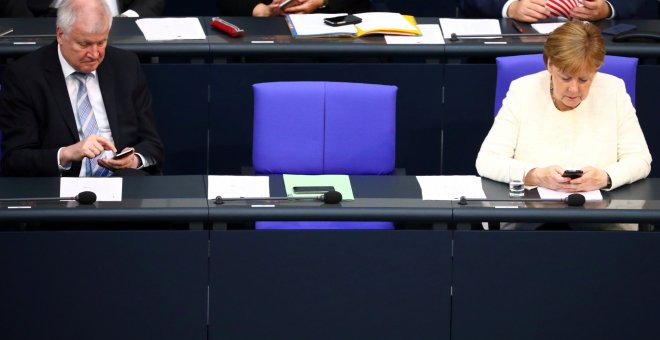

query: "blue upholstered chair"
xmin=494 ymin=54 xmax=638 ymax=115
xmin=252 ymin=81 xmax=397 ymax=230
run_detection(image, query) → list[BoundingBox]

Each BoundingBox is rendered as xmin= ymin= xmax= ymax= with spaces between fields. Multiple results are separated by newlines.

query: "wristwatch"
xmin=319 ymin=0 xmax=328 ymax=9
xmin=604 ymin=173 xmax=612 ymax=189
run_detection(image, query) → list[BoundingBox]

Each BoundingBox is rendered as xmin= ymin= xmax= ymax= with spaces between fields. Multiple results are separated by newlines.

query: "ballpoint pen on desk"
xmin=512 ymin=21 xmax=525 ymax=33
xmin=0 ymin=28 xmax=14 ymax=37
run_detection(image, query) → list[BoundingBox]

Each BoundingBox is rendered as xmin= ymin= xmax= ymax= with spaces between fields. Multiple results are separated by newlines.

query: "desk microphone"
xmin=449 ymin=32 xmax=548 ymax=41
xmin=0 ymin=191 xmax=97 ymax=205
xmin=458 ymin=193 xmax=586 ymax=207
xmin=214 ymin=190 xmax=343 ymax=205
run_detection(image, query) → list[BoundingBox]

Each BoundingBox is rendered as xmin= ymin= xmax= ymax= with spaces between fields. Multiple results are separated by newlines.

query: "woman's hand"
xmin=525 ymin=165 xmax=570 ymax=190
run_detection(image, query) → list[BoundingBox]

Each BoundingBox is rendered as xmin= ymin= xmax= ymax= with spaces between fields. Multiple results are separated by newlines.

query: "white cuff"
xmin=57 ymin=147 xmax=72 ymax=171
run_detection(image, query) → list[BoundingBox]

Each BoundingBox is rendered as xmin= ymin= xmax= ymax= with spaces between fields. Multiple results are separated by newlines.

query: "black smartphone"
xmin=562 ymin=170 xmax=583 ymax=179
xmin=323 ymin=14 xmax=362 ymax=27
xmin=293 ymin=186 xmax=335 ymax=194
xmin=279 ymin=0 xmax=294 ymax=10
xmin=113 ymin=148 xmax=135 ymax=160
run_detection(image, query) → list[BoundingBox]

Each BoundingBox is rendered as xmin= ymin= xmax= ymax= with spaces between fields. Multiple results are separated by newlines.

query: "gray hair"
xmin=57 ymin=0 xmax=113 ymax=36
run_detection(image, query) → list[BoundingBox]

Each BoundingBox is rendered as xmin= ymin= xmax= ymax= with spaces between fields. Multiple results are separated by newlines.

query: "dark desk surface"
xmin=1 ymin=175 xmax=659 ymax=225
xmin=3 ymin=17 xmax=660 ymax=59
xmin=0 ymin=175 xmax=208 ymax=223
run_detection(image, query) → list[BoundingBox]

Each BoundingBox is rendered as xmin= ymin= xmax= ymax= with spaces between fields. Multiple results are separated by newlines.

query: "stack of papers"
xmin=286 ymin=12 xmax=421 ymax=38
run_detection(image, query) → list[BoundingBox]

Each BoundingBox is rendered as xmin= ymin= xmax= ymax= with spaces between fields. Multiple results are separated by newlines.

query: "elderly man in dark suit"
xmin=0 ymin=0 xmax=164 ymax=176
xmin=4 ymin=0 xmax=164 ymax=17
xmin=459 ymin=0 xmax=646 ymax=22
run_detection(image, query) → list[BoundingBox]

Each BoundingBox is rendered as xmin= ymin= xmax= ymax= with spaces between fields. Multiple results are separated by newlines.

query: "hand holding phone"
xmin=562 ymin=169 xmax=583 ymax=179
xmin=113 ymin=147 xmax=135 ymax=160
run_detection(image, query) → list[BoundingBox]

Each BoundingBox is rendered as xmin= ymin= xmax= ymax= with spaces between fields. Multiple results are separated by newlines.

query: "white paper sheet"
xmin=207 ymin=175 xmax=270 ymax=200
xmin=60 ymin=177 xmax=123 ymax=202
xmin=416 ymin=175 xmax=486 ymax=200
xmin=136 ymin=17 xmax=206 ymax=41
xmin=531 ymin=22 xmax=566 ymax=34
xmin=537 ymin=187 xmax=603 ymax=201
xmin=385 ymin=24 xmax=444 ymax=44
xmin=439 ymin=18 xmax=502 ymax=39
xmin=286 ymin=13 xmax=357 ymax=37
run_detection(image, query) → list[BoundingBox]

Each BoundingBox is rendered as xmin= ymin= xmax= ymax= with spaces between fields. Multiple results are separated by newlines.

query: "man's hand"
xmin=283 ymin=0 xmax=325 ymax=14
xmin=508 ymin=0 xmax=551 ymax=22
xmin=60 ymin=135 xmax=116 ymax=164
xmin=98 ymin=148 xmax=140 ymax=171
xmin=253 ymin=3 xmax=279 ymax=16
xmin=571 ymin=0 xmax=611 ymax=21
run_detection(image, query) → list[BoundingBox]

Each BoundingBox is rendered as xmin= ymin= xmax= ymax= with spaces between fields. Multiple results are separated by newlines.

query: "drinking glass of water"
xmin=509 ymin=164 xmax=525 ymax=197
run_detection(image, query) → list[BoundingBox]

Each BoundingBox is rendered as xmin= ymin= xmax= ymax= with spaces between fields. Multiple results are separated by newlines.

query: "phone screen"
xmin=279 ymin=0 xmax=294 ymax=9
xmin=113 ymin=148 xmax=135 ymax=160
xmin=293 ymin=186 xmax=335 ymax=194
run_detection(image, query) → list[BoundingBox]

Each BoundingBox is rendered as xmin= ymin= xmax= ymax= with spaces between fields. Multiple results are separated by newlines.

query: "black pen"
xmin=512 ymin=21 xmax=525 ymax=33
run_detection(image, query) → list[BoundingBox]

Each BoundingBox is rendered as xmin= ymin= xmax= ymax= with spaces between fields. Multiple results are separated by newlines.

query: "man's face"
xmin=56 ymin=21 xmax=109 ymax=73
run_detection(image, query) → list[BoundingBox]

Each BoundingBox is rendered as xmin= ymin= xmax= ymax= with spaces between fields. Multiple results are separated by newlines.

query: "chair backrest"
xmin=252 ymin=81 xmax=397 ymax=230
xmin=253 ymin=81 xmax=397 ymax=175
xmin=494 ymin=54 xmax=638 ymax=115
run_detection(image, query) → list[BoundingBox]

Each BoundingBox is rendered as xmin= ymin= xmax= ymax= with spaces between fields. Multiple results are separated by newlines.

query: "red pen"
xmin=512 ymin=21 xmax=525 ymax=33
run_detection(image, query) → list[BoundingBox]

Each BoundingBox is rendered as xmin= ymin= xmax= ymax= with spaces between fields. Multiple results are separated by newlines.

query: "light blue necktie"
xmin=73 ymin=72 xmax=111 ymax=177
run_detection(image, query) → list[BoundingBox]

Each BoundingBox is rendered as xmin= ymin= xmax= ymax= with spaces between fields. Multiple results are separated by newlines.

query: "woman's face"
xmin=547 ymin=61 xmax=596 ymax=111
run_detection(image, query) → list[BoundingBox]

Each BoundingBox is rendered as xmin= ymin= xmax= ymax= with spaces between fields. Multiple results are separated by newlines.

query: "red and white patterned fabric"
xmin=546 ymin=0 xmax=581 ymax=18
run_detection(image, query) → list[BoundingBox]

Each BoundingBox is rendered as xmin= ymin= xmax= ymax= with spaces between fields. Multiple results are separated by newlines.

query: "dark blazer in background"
xmin=0 ymin=0 xmax=32 ymax=17
xmin=216 ymin=0 xmax=373 ymax=16
xmin=9 ymin=0 xmax=164 ymax=17
xmin=459 ymin=0 xmax=647 ymax=19
xmin=0 ymin=42 xmax=165 ymax=177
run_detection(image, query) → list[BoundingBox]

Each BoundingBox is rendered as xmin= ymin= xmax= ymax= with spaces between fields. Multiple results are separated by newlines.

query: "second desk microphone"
xmin=214 ymin=190 xmax=343 ymax=205
xmin=458 ymin=193 xmax=586 ymax=207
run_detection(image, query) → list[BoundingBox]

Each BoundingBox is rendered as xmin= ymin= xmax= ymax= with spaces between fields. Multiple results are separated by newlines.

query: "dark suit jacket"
xmin=216 ymin=0 xmax=373 ymax=16
xmin=459 ymin=0 xmax=646 ymax=19
xmin=0 ymin=42 xmax=165 ymax=177
xmin=0 ymin=0 xmax=32 ymax=17
xmin=15 ymin=0 xmax=164 ymax=17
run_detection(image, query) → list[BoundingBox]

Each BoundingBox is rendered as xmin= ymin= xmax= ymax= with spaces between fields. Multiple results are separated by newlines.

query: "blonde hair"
xmin=543 ymin=21 xmax=605 ymax=74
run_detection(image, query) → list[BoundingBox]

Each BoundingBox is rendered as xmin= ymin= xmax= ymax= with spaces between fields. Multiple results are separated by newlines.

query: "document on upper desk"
xmin=207 ymin=175 xmax=270 ymax=200
xmin=136 ymin=17 xmax=206 ymax=41
xmin=439 ymin=18 xmax=502 ymax=39
xmin=531 ymin=22 xmax=565 ymax=34
xmin=283 ymin=174 xmax=355 ymax=200
xmin=286 ymin=13 xmax=357 ymax=37
xmin=60 ymin=177 xmax=123 ymax=202
xmin=416 ymin=175 xmax=487 ymax=200
xmin=286 ymin=12 xmax=420 ymax=38
xmin=385 ymin=24 xmax=444 ymax=44
xmin=537 ymin=187 xmax=603 ymax=201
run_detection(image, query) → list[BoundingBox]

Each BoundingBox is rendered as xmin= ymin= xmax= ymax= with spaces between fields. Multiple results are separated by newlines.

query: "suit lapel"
xmin=97 ymin=56 xmax=121 ymax=147
xmin=43 ymin=42 xmax=79 ymax=141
